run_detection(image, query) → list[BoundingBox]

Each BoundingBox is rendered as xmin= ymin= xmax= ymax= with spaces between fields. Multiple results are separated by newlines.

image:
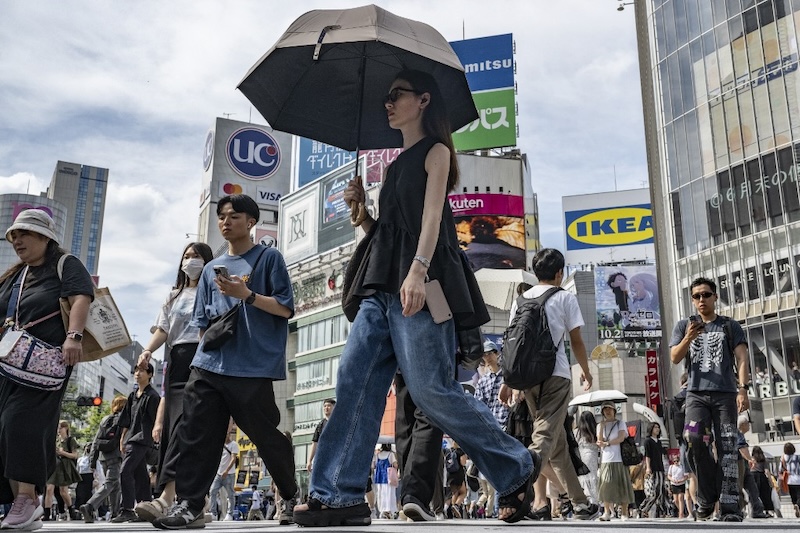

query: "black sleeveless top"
xmin=353 ymin=137 xmax=488 ymax=328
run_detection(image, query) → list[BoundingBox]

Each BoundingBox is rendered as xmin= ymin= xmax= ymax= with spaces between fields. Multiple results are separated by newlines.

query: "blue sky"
xmin=0 ymin=0 xmax=647 ymax=357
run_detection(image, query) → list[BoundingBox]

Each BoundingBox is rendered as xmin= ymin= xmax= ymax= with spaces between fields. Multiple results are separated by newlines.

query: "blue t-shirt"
xmin=669 ymin=315 xmax=745 ymax=393
xmin=190 ymin=245 xmax=294 ymax=379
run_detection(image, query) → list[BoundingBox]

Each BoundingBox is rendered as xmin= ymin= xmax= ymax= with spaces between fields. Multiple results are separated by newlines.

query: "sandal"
xmin=293 ymin=498 xmax=371 ymax=527
xmin=498 ymin=449 xmax=541 ymax=524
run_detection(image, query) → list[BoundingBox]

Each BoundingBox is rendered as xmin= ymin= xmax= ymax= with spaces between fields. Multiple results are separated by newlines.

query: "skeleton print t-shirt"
xmin=669 ymin=315 xmax=745 ymax=393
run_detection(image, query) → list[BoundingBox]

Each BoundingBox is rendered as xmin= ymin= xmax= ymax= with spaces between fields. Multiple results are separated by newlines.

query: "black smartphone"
xmin=689 ymin=315 xmax=705 ymax=331
xmin=213 ymin=265 xmax=230 ymax=279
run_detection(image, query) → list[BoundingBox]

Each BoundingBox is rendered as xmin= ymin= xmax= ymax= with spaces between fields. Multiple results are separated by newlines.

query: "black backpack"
xmin=444 ymin=448 xmax=461 ymax=474
xmin=96 ymin=412 xmax=121 ymax=453
xmin=502 ymin=287 xmax=563 ymax=390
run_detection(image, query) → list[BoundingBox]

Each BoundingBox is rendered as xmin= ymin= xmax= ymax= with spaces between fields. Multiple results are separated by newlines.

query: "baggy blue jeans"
xmin=309 ymin=292 xmax=533 ymax=508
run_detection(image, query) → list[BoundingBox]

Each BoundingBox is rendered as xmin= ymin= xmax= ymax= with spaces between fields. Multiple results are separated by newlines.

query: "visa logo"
xmin=565 ymin=205 xmax=654 ymax=249
xmin=256 ymin=187 xmax=282 ymax=205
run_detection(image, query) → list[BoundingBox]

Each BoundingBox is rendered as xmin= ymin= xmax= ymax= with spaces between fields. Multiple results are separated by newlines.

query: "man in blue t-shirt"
xmin=669 ymin=277 xmax=752 ymax=522
xmin=154 ymin=195 xmax=298 ymax=530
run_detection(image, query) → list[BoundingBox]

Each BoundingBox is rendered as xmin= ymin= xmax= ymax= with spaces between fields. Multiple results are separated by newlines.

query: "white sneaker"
xmin=223 ymin=513 xmax=233 ymax=521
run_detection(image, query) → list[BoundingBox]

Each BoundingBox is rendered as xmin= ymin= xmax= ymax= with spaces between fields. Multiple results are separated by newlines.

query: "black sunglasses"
xmin=383 ymin=87 xmax=419 ymax=104
xmin=691 ymin=291 xmax=714 ymax=300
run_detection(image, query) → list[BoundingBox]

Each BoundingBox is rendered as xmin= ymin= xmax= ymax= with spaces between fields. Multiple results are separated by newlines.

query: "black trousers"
xmin=752 ymin=471 xmax=773 ymax=511
xmin=394 ymin=372 xmax=444 ymax=513
xmin=685 ymin=391 xmax=740 ymax=515
xmin=75 ymin=473 xmax=94 ymax=507
xmin=120 ymin=443 xmax=152 ymax=510
xmin=156 ymin=343 xmax=197 ymax=491
xmin=174 ymin=368 xmax=297 ymax=511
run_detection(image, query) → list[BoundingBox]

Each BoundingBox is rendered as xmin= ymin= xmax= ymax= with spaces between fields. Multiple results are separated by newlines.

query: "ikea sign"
xmin=565 ymin=204 xmax=654 ymax=250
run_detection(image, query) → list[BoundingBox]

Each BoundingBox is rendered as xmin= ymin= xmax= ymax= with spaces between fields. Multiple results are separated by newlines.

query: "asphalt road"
xmin=28 ymin=516 xmax=797 ymax=532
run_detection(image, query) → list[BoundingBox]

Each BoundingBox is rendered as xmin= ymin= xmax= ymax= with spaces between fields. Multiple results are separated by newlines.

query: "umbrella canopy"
xmin=237 ymin=4 xmax=478 ymax=151
xmin=473 ymin=268 xmax=538 ymax=310
xmin=569 ymin=389 xmax=629 ymax=407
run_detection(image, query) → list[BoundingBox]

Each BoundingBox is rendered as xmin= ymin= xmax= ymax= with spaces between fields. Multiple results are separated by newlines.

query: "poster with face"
xmin=595 ymin=265 xmax=662 ymax=341
xmin=450 ymin=193 xmax=526 ymax=270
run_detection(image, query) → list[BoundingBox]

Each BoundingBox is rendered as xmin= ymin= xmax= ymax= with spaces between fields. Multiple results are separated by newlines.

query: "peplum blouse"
xmin=352 ymin=136 xmax=488 ymax=330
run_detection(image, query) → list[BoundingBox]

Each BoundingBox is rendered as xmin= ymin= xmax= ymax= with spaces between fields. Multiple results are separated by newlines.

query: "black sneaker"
xmin=153 ymin=500 xmax=204 ymax=530
xmin=527 ymin=504 xmax=552 ymax=521
xmin=402 ymin=496 xmax=435 ymax=522
xmin=751 ymin=511 xmax=769 ymax=519
xmin=573 ymin=502 xmax=601 ymax=520
xmin=695 ymin=506 xmax=715 ymax=521
xmin=80 ymin=503 xmax=95 ymax=523
xmin=278 ymin=496 xmax=296 ymax=525
xmin=559 ymin=497 xmax=573 ymax=518
xmin=721 ymin=513 xmax=743 ymax=522
xmin=111 ymin=509 xmax=137 ymax=523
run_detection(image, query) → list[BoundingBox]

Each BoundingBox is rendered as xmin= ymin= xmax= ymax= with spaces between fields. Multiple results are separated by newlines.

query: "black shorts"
xmin=671 ymin=483 xmax=685 ymax=494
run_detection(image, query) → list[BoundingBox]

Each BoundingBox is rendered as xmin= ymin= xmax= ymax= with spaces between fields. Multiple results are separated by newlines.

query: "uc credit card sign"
xmin=565 ymin=204 xmax=654 ymax=250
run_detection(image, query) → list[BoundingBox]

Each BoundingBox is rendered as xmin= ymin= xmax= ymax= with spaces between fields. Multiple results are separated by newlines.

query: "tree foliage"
xmin=59 ymin=384 xmax=108 ymax=443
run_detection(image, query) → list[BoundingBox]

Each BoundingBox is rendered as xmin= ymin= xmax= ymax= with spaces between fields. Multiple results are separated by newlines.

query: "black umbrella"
xmin=238 ymin=4 xmax=477 ymax=154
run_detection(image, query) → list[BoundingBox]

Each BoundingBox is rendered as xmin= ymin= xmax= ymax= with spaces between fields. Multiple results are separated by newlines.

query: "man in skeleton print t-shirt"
xmin=669 ymin=277 xmax=751 ymax=522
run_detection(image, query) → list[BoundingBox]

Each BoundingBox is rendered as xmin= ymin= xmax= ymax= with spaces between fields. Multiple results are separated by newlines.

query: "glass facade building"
xmin=647 ymin=0 xmax=800 ymax=437
xmin=47 ymin=161 xmax=108 ymax=276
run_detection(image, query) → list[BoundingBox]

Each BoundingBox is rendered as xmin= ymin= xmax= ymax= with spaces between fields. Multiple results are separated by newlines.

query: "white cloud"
xmin=0 ymin=0 xmax=648 ymax=345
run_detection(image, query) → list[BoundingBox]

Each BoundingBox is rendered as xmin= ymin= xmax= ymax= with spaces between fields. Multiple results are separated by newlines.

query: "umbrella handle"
xmin=349 ymin=202 xmax=367 ymax=227
xmin=349 ymin=175 xmax=367 ymax=227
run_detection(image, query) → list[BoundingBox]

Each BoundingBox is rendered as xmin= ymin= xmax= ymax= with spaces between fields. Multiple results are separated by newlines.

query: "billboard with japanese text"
xmin=645 ymin=350 xmax=661 ymax=410
xmin=317 ymin=161 xmax=360 ymax=254
xmin=595 ymin=265 xmax=661 ymax=341
xmin=296 ymin=138 xmax=401 ymax=189
xmin=449 ymin=34 xmax=517 ymax=152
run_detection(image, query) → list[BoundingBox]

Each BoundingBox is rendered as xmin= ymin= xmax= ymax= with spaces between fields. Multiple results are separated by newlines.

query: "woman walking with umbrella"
xmin=292 ymin=70 xmax=538 ymax=527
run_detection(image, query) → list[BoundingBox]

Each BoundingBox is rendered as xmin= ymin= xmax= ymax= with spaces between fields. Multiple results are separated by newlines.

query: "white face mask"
xmin=181 ymin=258 xmax=205 ymax=280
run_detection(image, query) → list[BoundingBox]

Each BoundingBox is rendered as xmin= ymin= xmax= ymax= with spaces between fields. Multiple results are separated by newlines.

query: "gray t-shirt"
xmin=669 ymin=315 xmax=745 ymax=393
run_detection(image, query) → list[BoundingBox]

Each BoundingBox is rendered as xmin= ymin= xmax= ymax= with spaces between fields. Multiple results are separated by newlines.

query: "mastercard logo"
xmin=222 ymin=183 xmax=243 ymax=194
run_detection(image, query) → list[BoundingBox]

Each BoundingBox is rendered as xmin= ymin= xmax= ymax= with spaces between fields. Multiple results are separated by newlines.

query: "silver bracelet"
xmin=413 ymin=255 xmax=431 ymax=268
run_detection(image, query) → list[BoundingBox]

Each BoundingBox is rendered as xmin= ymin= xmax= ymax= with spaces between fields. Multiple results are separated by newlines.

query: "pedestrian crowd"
xmin=0 ymin=67 xmax=798 ymax=532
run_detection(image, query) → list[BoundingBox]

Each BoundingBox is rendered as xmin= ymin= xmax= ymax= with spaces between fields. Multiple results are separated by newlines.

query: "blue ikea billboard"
xmin=449 ymin=34 xmax=514 ymax=91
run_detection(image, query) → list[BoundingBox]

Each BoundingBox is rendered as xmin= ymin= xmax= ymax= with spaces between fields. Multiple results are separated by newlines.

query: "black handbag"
xmin=202 ymin=303 xmax=241 ymax=350
xmin=457 ymin=327 xmax=484 ymax=370
xmin=342 ymin=226 xmax=376 ymax=322
xmin=201 ymin=247 xmax=268 ymax=350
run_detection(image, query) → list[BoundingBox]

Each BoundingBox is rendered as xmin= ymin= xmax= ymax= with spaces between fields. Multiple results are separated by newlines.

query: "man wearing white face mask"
xmin=124 ymin=243 xmax=214 ymax=524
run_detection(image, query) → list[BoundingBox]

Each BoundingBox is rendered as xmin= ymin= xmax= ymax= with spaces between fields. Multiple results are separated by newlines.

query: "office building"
xmin=46 ymin=161 xmax=109 ymax=275
xmin=639 ymin=0 xmax=800 ymax=447
xmin=0 ymin=194 xmax=67 ymax=272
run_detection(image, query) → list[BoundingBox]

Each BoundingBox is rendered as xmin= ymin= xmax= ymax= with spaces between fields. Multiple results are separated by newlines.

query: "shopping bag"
xmin=57 ymin=255 xmax=132 ymax=361
xmin=60 ymin=288 xmax=131 ymax=361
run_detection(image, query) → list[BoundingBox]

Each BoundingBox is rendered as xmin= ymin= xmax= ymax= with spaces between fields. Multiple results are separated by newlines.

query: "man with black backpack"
xmin=81 ymin=395 xmax=128 ymax=522
xmin=500 ymin=248 xmax=599 ymax=521
xmin=669 ymin=277 xmax=751 ymax=522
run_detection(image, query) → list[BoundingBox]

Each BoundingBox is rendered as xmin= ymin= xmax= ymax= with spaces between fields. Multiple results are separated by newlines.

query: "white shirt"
xmin=152 ymin=287 xmax=201 ymax=348
xmin=668 ymin=463 xmax=686 ymax=485
xmin=216 ymin=440 xmax=240 ymax=476
xmin=77 ymin=455 xmax=93 ymax=475
xmin=599 ymin=419 xmax=625 ymax=464
xmin=250 ymin=490 xmax=263 ymax=511
xmin=509 ymin=284 xmax=585 ymax=380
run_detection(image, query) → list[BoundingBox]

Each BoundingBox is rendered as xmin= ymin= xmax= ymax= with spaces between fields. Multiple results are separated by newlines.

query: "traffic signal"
xmin=76 ymin=395 xmax=103 ymax=407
